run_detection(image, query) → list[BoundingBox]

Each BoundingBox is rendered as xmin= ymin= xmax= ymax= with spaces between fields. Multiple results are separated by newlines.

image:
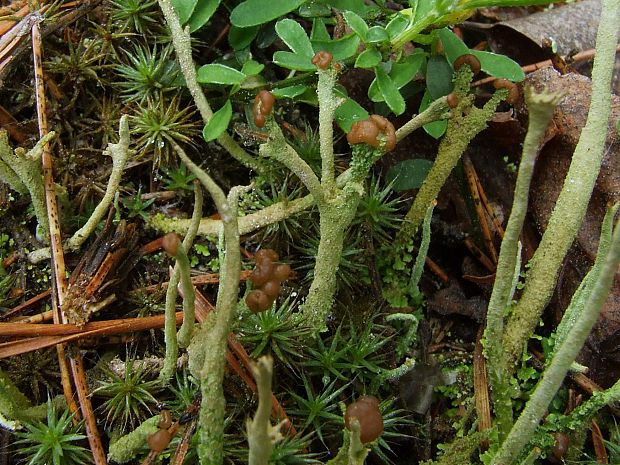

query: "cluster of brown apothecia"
xmin=346 ymin=114 xmax=396 ymax=152
xmin=245 ymin=249 xmax=291 ymax=313
xmin=252 ymin=90 xmax=276 ymax=128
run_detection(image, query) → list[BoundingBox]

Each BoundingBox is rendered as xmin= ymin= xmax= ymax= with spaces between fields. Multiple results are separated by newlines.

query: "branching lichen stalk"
xmin=67 ymin=116 xmax=131 ymax=251
xmin=157 ymin=0 xmax=265 ymax=173
xmin=500 ymin=0 xmax=620 ymax=370
xmin=395 ymin=96 xmax=450 ymax=142
xmin=485 ymin=87 xmax=563 ymax=440
xmin=160 ymin=179 xmax=203 ymax=383
xmin=0 ymin=130 xmax=56 ymax=243
xmin=491 ymin=213 xmax=620 ymax=465
xmin=174 ymin=143 xmax=242 ymax=465
xmin=177 ymin=182 xmax=203 ymax=347
xmin=394 ymin=67 xmax=506 ymax=247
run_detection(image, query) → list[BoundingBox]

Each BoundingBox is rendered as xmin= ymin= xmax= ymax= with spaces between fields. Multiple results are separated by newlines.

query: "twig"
xmin=0 ymin=313 xmax=184 ymax=358
xmin=31 ymin=16 xmax=82 ymax=427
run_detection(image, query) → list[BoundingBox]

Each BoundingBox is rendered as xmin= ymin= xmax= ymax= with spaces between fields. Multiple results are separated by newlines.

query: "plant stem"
xmin=177 ymin=182 xmax=203 ymax=347
xmin=491 ymin=214 xmax=620 ymax=465
xmin=395 ymin=68 xmax=505 ymax=247
xmin=67 ymin=116 xmax=130 ymax=251
xmin=158 ymin=0 xmax=265 ymax=173
xmin=247 ymin=356 xmax=277 ymax=465
xmin=395 ymin=96 xmax=450 ymax=142
xmin=174 ymin=143 xmax=243 ymax=465
xmin=485 ymin=87 xmax=563 ymax=439
xmin=160 ymin=179 xmax=203 ymax=383
xmin=500 ymin=0 xmax=620 ymax=370
xmin=316 ymin=67 xmax=341 ymax=191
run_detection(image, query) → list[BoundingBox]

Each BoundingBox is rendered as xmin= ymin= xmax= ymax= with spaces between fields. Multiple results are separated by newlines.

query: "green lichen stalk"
xmin=247 ymin=356 xmax=283 ymax=465
xmin=394 ymin=66 xmax=506 ymax=247
xmin=485 ymin=87 xmax=564 ymax=439
xmin=500 ymin=0 xmax=620 ymax=371
xmin=157 ymin=0 xmax=265 ymax=173
xmin=173 ymin=143 xmax=244 ymax=465
xmin=67 ymin=116 xmax=131 ymax=251
xmin=159 ymin=180 xmax=203 ymax=384
xmin=491 ymin=212 xmax=620 ymax=465
xmin=0 ymin=130 xmax=56 ymax=243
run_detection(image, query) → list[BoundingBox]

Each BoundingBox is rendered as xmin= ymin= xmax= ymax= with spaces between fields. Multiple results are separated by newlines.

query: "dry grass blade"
xmin=591 ymin=419 xmax=609 ymax=464
xmin=463 ymin=154 xmax=497 ymax=264
xmin=0 ymin=313 xmax=183 ymax=358
xmin=171 ymin=419 xmax=197 ymax=465
xmin=0 ymin=289 xmax=51 ymax=321
xmin=474 ymin=325 xmax=492 ymax=450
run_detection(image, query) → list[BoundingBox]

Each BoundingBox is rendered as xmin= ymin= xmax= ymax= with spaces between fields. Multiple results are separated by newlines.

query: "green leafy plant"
xmin=109 ymin=0 xmax=162 ymax=35
xmin=115 ymin=44 xmax=180 ymax=104
xmin=121 ymin=187 xmax=155 ymax=220
xmin=94 ymin=358 xmax=160 ymax=433
xmin=15 ymin=399 xmax=92 ymax=465
xmin=287 ymin=375 xmax=348 ymax=447
xmin=131 ymin=96 xmax=200 ymax=167
xmin=238 ymin=297 xmax=312 ymax=367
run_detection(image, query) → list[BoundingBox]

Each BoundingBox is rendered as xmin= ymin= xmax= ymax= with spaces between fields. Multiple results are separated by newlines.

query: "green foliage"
xmin=352 ymin=177 xmax=402 ymax=246
xmin=230 ymin=0 xmax=306 ymax=27
xmin=238 ymin=298 xmax=311 ymax=366
xmin=15 ymin=399 xmax=92 ymax=465
xmin=203 ymin=100 xmax=232 ymax=141
xmin=131 ymin=97 xmax=200 ymax=166
xmin=121 ymin=187 xmax=155 ymax=220
xmin=109 ymin=0 xmax=162 ymax=35
xmin=94 ymin=358 xmax=160 ymax=433
xmin=162 ymin=163 xmax=197 ymax=193
xmin=287 ymin=375 xmax=348 ymax=446
xmin=387 ymin=159 xmax=434 ymax=192
xmin=115 ymin=44 xmax=180 ymax=104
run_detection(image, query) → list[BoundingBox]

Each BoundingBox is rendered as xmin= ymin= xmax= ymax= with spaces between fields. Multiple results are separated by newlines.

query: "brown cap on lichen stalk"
xmin=344 ymin=396 xmax=384 ymax=443
xmin=493 ymin=79 xmax=520 ymax=104
xmin=453 ymin=54 xmax=481 ymax=75
xmin=311 ymin=51 xmax=333 ymax=70
xmin=347 ymin=115 xmax=396 ymax=152
xmin=252 ymin=90 xmax=276 ymax=128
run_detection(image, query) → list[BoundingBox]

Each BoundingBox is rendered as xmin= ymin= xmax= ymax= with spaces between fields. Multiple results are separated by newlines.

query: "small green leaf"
xmin=366 ymin=26 xmax=389 ymax=44
xmin=375 ymin=66 xmax=406 ymax=115
xmin=386 ymin=14 xmax=409 ymax=40
xmin=230 ymin=0 xmax=305 ymax=27
xmin=343 ymin=11 xmax=368 ymax=40
xmin=197 ymin=64 xmax=246 ymax=84
xmin=311 ymin=18 xmax=330 ymax=41
xmin=203 ymin=100 xmax=232 ymax=141
xmin=271 ymin=85 xmax=308 ymax=98
xmin=188 ymin=0 xmax=222 ymax=32
xmin=298 ymin=3 xmax=332 ymax=17
xmin=426 ymin=55 xmax=453 ymax=99
xmin=272 ymin=51 xmax=315 ymax=71
xmin=355 ymin=48 xmax=381 ymax=68
xmin=420 ymin=91 xmax=447 ymax=138
xmin=390 ymin=51 xmax=426 ymax=87
xmin=334 ymin=95 xmax=369 ymax=132
xmin=436 ymin=28 xmax=469 ymax=65
xmin=172 ymin=0 xmax=198 ymax=24
xmin=241 ymin=59 xmax=264 ymax=76
xmin=229 ymin=25 xmax=259 ymax=50
xmin=387 ymin=159 xmax=434 ymax=191
xmin=470 ymin=50 xmax=525 ymax=82
xmin=312 ymin=34 xmax=360 ymax=61
xmin=276 ymin=19 xmax=314 ymax=57
xmin=330 ymin=0 xmax=375 ymax=15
